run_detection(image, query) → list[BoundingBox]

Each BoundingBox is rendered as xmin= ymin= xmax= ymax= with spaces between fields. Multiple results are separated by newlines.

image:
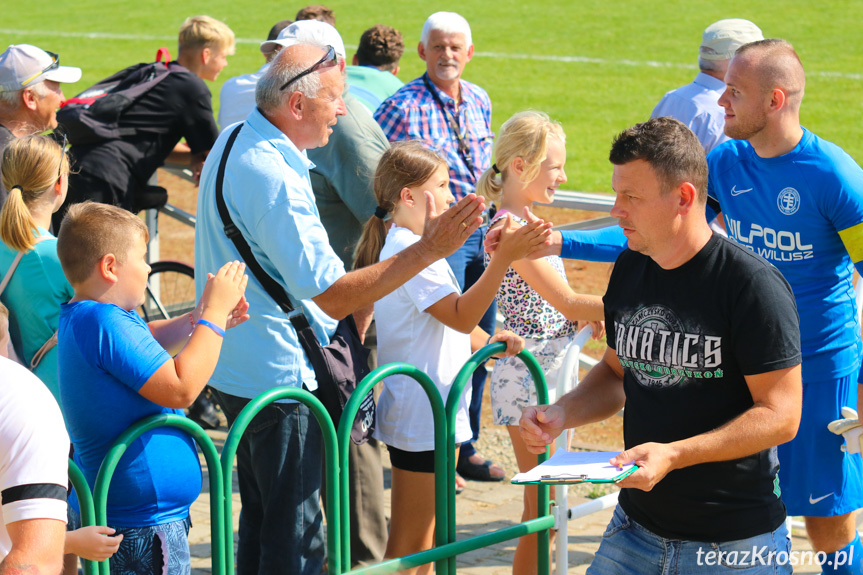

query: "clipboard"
xmin=511 ymin=451 xmax=638 ymax=485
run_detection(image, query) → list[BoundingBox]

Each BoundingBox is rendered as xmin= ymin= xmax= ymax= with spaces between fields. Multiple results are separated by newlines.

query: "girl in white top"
xmin=477 ymin=111 xmax=605 ymax=575
xmin=354 ymin=141 xmax=549 ymax=572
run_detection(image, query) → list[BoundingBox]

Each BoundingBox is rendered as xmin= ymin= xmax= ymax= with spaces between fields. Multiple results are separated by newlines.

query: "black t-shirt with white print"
xmin=606 ymin=233 xmax=801 ymax=542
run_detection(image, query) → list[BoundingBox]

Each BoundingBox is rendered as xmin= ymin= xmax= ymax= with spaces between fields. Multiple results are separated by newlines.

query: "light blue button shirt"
xmin=651 ymin=72 xmax=729 ymax=154
xmin=195 ymin=108 xmax=345 ymax=399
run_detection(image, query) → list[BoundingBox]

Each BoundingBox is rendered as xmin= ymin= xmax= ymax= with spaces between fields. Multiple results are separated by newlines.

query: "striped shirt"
xmin=374 ymin=73 xmax=493 ymax=201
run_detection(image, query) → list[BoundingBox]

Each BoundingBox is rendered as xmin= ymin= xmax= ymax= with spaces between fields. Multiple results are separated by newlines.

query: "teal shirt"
xmin=346 ymin=65 xmax=404 ymax=114
xmin=0 ymin=228 xmax=74 ymax=401
xmin=308 ymin=92 xmax=390 ymax=269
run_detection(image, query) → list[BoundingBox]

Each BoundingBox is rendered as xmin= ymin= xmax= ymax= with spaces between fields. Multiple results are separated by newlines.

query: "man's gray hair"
xmin=421 ymin=12 xmax=472 ymax=47
xmin=256 ymin=45 xmax=323 ymax=115
xmin=698 ymin=56 xmax=725 ymax=74
xmin=0 ymin=81 xmax=48 ymax=112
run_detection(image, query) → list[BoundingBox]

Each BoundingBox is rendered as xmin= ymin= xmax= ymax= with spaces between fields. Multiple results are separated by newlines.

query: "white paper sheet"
xmin=511 ymin=451 xmax=636 ymax=484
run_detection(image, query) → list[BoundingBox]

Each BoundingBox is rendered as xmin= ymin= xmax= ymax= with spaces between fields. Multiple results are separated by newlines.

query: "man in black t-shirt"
xmin=55 ymin=16 xmax=234 ymax=227
xmin=520 ymin=117 xmax=803 ymax=573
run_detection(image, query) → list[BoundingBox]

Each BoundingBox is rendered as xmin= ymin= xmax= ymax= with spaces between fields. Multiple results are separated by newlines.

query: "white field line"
xmin=1 ymin=28 xmax=861 ymax=81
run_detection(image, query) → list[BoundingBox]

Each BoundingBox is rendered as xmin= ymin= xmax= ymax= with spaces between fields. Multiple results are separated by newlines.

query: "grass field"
xmin=2 ymin=0 xmax=862 ymax=193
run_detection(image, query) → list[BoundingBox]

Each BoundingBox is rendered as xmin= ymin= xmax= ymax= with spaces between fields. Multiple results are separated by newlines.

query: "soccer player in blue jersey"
xmin=485 ymin=37 xmax=863 ymax=574
xmin=707 ymin=39 xmax=863 ymax=574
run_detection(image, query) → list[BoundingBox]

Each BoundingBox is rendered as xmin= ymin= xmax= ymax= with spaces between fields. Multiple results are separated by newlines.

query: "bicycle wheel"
xmin=140 ymin=261 xmax=196 ymax=321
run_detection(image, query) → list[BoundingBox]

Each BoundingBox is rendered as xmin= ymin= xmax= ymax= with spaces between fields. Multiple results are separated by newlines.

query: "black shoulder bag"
xmin=214 ymin=123 xmax=375 ymax=444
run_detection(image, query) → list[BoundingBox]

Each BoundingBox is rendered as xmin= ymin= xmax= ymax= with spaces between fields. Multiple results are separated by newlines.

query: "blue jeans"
xmin=213 ymin=389 xmax=324 ymax=575
xmin=445 ymin=225 xmax=497 ymax=460
xmin=588 ymin=505 xmax=792 ymax=575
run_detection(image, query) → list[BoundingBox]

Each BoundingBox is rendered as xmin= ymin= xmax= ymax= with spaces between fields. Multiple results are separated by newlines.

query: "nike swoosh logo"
xmin=730 ymin=185 xmax=753 ymax=196
xmin=809 ymin=492 xmax=834 ymax=504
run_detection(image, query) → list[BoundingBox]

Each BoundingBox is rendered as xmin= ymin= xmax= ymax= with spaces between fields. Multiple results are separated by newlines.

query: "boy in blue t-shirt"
xmin=56 ymin=202 xmax=249 ymax=575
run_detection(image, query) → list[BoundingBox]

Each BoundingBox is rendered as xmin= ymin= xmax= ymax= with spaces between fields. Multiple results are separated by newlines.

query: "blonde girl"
xmin=477 ymin=111 xmax=605 ymax=574
xmin=354 ymin=141 xmax=548 ymax=573
xmin=0 ymin=134 xmax=73 ymax=400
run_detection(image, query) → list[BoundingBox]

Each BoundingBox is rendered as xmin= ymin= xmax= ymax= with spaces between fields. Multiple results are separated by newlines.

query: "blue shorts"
xmin=109 ymin=517 xmax=191 ymax=575
xmin=777 ymin=374 xmax=863 ymax=517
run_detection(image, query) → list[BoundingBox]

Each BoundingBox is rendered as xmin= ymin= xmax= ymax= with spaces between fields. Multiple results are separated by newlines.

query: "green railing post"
xmin=337 ymin=364 xmax=449 ymax=575
xmin=445 ymin=343 xmax=551 ymax=575
xmin=219 ymin=388 xmax=340 ymax=575
xmin=92 ymin=414 xmax=225 ymax=575
xmin=346 ymin=516 xmax=555 ymax=575
xmin=68 ymin=459 xmax=98 ymax=575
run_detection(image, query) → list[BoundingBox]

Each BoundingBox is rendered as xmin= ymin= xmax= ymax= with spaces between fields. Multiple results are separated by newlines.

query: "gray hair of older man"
xmin=256 ymin=44 xmax=326 ymax=115
xmin=0 ymin=81 xmax=49 ymax=112
xmin=421 ymin=12 xmax=472 ymax=46
xmin=698 ymin=56 xmax=726 ymax=75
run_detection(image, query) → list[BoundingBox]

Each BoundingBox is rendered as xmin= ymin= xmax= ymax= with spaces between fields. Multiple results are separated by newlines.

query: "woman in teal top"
xmin=0 ymin=135 xmax=73 ymax=401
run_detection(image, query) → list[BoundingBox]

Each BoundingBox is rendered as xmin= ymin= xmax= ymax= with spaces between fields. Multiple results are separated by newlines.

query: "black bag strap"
xmin=215 ymin=123 xmax=297 ymax=316
xmin=213 ymin=123 xmax=327 ymax=370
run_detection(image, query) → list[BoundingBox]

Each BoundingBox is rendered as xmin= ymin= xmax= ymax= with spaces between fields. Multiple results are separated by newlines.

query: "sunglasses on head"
xmin=21 ymin=50 xmax=60 ymax=88
xmin=279 ymin=45 xmax=337 ymax=91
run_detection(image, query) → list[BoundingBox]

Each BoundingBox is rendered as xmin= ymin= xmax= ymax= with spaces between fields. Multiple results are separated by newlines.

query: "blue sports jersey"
xmin=707 ymin=128 xmax=863 ymax=382
xmin=59 ymin=301 xmax=201 ymax=527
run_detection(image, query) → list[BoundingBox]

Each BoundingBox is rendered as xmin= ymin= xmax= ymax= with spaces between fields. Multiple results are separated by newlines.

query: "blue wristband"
xmin=196 ymin=318 xmax=225 ymax=337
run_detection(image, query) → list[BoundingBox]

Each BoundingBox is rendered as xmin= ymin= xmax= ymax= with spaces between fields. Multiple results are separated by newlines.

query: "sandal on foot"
xmin=455 ymin=473 xmax=466 ymax=495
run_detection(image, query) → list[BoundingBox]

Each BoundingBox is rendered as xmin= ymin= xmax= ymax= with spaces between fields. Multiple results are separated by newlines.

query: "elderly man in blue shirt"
xmin=195 ymin=42 xmax=485 ymax=575
xmin=651 ymin=18 xmax=762 ymax=154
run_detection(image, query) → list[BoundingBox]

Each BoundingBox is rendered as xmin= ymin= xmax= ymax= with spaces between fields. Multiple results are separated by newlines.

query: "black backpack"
xmin=57 ymin=48 xmax=173 ymax=146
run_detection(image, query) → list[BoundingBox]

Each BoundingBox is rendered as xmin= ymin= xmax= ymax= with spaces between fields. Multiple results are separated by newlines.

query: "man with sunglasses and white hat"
xmin=0 ymin=44 xmax=81 ymax=207
xmin=261 ymin=20 xmax=392 ymax=569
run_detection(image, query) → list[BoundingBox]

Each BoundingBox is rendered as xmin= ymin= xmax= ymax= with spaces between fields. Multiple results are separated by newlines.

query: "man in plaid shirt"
xmin=374 ymin=11 xmax=504 ymax=483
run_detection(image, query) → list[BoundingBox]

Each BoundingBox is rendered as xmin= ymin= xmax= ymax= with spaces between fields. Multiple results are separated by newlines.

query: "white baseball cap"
xmin=260 ymin=20 xmax=346 ymax=60
xmin=0 ymin=44 xmax=82 ymax=93
xmin=700 ymin=19 xmax=763 ymax=61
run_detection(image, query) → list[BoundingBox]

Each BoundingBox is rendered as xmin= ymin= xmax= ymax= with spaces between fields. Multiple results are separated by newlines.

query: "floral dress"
xmin=485 ymin=212 xmax=579 ymax=425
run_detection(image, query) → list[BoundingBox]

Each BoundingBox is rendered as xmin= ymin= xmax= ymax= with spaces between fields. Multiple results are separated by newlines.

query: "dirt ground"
xmin=155 ymin=169 xmax=626 ymax=482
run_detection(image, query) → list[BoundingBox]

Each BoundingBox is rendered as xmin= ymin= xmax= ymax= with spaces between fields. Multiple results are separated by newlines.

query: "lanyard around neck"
xmin=422 ymin=74 xmax=476 ymax=178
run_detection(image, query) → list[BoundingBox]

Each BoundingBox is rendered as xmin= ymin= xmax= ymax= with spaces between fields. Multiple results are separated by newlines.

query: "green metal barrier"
xmin=445 ymin=343 xmax=551 ymax=575
xmin=337 ymin=364 xmax=448 ymax=575
xmin=336 ymin=344 xmax=552 ymax=575
xmin=92 ymin=414 xmax=225 ymax=575
xmin=68 ymin=459 xmax=98 ymax=575
xmin=220 ymin=388 xmax=341 ymax=575
xmin=81 ymin=345 xmax=551 ymax=575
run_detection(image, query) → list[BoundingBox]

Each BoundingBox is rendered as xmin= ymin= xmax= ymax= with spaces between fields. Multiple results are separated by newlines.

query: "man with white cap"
xmin=259 ymin=19 xmax=390 ymax=568
xmin=0 ymin=44 xmax=81 ymax=206
xmin=651 ymin=19 xmax=762 ymax=154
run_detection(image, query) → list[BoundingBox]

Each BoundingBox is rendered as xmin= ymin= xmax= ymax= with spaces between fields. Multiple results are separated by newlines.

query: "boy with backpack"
xmin=54 ymin=15 xmax=234 ymax=228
